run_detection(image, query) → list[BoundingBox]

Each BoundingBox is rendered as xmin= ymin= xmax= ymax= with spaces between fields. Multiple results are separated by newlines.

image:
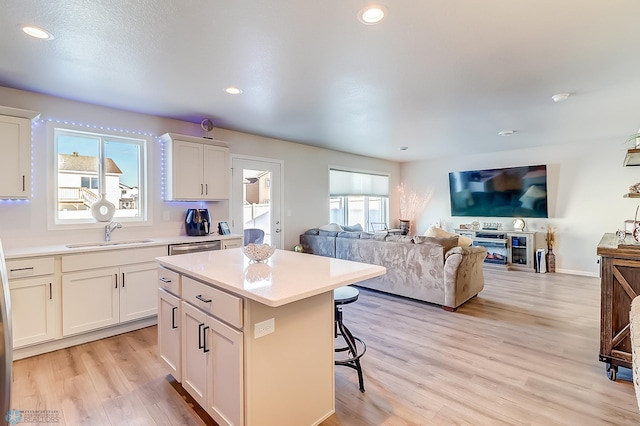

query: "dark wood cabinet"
xmin=597 ymin=233 xmax=640 ymax=380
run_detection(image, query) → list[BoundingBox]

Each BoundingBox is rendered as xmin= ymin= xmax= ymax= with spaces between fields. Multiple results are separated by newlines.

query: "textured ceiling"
xmin=2 ymin=1 xmax=640 ymax=161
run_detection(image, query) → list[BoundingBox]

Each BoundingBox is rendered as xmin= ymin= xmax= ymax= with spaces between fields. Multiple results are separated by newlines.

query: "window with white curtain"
xmin=329 ymin=168 xmax=389 ymax=231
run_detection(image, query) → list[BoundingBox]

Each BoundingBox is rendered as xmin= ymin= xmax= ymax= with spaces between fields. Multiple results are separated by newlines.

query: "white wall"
xmin=0 ymin=86 xmax=400 ymax=251
xmin=401 ymin=138 xmax=633 ymax=276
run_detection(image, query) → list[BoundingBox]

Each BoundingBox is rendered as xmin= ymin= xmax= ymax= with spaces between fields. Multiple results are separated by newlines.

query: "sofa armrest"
xmin=442 ymin=246 xmax=487 ymax=309
xmin=299 ymin=234 xmax=337 ymax=258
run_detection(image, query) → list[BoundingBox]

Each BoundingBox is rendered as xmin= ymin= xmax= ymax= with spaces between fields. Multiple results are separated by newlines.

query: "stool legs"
xmin=335 ymin=305 xmax=366 ymax=392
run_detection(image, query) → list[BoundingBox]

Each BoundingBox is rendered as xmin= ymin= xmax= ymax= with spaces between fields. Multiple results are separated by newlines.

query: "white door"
xmin=10 ymin=276 xmax=56 ymax=347
xmin=231 ymin=157 xmax=283 ymax=248
xmin=181 ymin=301 xmax=208 ymax=408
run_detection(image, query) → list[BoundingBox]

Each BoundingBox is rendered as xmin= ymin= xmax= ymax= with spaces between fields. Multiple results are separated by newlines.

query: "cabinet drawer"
xmin=6 ymin=257 xmax=54 ymax=279
xmin=158 ymin=267 xmax=181 ymax=296
xmin=182 ymin=276 xmax=243 ymax=329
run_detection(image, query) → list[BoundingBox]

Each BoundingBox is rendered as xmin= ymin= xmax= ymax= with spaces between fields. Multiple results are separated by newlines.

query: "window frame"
xmin=328 ymin=167 xmax=390 ymax=231
xmin=48 ymin=122 xmax=150 ymax=229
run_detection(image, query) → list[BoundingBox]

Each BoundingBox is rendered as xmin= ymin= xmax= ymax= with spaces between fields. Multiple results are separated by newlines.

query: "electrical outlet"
xmin=254 ymin=318 xmax=275 ymax=339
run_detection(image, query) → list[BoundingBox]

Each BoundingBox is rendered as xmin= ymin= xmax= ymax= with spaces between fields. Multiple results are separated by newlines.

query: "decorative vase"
xmin=546 ymin=248 xmax=556 ymax=273
xmin=399 ymin=220 xmax=411 ymax=235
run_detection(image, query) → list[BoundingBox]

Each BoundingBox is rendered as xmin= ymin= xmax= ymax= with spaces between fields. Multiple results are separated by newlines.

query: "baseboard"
xmin=12 ymin=316 xmax=158 ymax=360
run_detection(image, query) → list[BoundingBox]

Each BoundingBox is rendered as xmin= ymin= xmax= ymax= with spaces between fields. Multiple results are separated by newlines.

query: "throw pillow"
xmin=415 ymin=235 xmax=459 ymax=253
xmin=303 ymin=228 xmax=320 ymax=235
xmin=342 ymin=224 xmax=364 ymax=232
xmin=424 ymin=225 xmax=473 ymax=247
xmin=319 ymin=223 xmax=343 ymax=232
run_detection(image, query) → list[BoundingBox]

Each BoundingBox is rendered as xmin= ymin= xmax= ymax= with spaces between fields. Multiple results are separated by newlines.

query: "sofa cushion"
xmin=360 ymin=232 xmax=388 ymax=241
xmin=424 ymin=226 xmax=473 ymax=247
xmin=319 ymin=230 xmax=339 ymax=237
xmin=337 ymin=231 xmax=361 ymax=239
xmin=303 ymin=228 xmax=320 ymax=235
xmin=386 ymin=235 xmax=414 ymax=243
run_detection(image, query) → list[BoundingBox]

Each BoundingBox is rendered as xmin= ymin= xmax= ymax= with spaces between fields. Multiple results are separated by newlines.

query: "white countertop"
xmin=156 ymin=248 xmax=386 ymax=307
xmin=4 ymin=234 xmax=242 ymax=259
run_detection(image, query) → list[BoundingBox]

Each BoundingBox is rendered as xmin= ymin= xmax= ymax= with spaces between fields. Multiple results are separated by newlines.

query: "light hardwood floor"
xmin=11 ymin=269 xmax=640 ymax=425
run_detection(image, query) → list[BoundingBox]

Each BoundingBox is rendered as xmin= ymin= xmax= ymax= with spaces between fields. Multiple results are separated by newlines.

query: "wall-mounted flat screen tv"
xmin=448 ymin=165 xmax=548 ymax=218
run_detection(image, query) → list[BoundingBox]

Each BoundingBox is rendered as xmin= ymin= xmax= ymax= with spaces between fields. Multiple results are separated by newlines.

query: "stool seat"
xmin=334 ymin=286 xmax=359 ymax=305
xmin=333 ymin=285 xmax=366 ymax=392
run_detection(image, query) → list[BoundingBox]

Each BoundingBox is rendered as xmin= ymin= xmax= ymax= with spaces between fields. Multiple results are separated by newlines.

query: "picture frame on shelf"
xmin=218 ymin=221 xmax=231 ymax=235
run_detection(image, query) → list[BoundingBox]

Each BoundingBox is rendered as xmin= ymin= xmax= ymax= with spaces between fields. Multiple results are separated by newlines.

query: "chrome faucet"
xmin=105 ymin=221 xmax=122 ymax=242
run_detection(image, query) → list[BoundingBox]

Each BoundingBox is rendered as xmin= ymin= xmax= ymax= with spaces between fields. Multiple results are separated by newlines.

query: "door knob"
xmin=276 ymin=229 xmax=281 ymax=233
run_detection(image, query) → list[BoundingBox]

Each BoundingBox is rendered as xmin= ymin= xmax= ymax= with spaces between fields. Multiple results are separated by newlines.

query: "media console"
xmin=455 ymin=228 xmax=536 ymax=271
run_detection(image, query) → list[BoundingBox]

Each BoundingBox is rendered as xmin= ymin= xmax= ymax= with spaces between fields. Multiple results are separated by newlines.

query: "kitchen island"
xmin=155 ymin=248 xmax=385 ymax=426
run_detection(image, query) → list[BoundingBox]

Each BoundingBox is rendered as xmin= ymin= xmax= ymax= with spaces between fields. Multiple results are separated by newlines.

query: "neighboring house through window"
xmin=329 ymin=168 xmax=389 ymax=232
xmin=53 ymin=126 xmax=147 ymax=225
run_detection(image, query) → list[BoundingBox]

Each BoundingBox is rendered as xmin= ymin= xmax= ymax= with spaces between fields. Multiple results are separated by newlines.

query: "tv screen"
xmin=448 ymin=165 xmax=548 ymax=218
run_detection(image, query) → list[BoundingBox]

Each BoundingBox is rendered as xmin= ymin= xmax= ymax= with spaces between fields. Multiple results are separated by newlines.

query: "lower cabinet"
xmin=6 ymin=256 xmax=58 ymax=348
xmin=10 ymin=276 xmax=56 ymax=347
xmin=62 ymin=261 xmax=158 ymax=336
xmin=158 ymin=288 xmax=181 ymax=382
xmin=181 ymin=299 xmax=244 ymax=426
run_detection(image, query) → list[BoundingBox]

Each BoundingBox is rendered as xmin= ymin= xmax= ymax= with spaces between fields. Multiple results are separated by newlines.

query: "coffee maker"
xmin=185 ymin=209 xmax=211 ymax=236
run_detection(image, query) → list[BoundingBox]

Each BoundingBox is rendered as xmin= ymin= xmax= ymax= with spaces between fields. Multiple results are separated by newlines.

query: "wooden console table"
xmin=597 ymin=233 xmax=640 ymax=380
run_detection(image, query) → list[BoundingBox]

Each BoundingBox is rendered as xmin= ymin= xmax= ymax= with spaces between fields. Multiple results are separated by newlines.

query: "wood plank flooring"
xmin=11 ymin=269 xmax=640 ymax=425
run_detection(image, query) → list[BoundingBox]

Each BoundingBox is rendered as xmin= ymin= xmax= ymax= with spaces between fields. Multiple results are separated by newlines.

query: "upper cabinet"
xmin=161 ymin=133 xmax=230 ymax=201
xmin=0 ymin=106 xmax=40 ymax=199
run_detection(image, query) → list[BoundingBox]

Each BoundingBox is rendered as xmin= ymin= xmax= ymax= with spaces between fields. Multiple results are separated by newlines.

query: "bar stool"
xmin=334 ymin=285 xmax=366 ymax=392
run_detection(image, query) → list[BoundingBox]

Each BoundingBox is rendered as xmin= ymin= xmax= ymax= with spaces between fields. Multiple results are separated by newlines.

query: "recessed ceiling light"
xmin=551 ymin=93 xmax=570 ymax=103
xmin=358 ymin=5 xmax=388 ymax=25
xmin=21 ymin=25 xmax=54 ymax=40
xmin=224 ymin=87 xmax=242 ymax=95
xmin=498 ymin=130 xmax=515 ymax=136
xmin=399 ymin=146 xmax=409 ymax=151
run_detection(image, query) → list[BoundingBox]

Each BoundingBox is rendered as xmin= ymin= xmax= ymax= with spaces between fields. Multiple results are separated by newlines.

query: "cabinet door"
xmin=62 ymin=267 xmax=119 ymax=336
xmin=120 ymin=262 xmax=158 ymax=322
xmin=9 ymin=276 xmax=56 ymax=347
xmin=207 ymin=316 xmax=244 ymax=426
xmin=0 ymin=115 xmax=30 ymax=198
xmin=158 ymin=288 xmax=181 ymax=382
xmin=222 ymin=238 xmax=242 ymax=250
xmin=203 ymin=145 xmax=229 ymax=200
xmin=171 ymin=140 xmax=204 ymax=200
xmin=181 ymin=301 xmax=208 ymax=408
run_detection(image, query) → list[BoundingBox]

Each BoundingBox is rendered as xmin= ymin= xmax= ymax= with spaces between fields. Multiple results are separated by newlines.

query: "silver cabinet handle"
xmin=205 ymin=184 xmax=208 ymax=195
xmin=159 ymin=277 xmax=171 ymax=283
xmin=201 ymin=184 xmax=203 ymax=195
xmin=195 ymin=294 xmax=212 ymax=303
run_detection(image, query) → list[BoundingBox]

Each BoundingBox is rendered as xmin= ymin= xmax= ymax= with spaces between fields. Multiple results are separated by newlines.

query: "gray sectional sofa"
xmin=300 ymin=229 xmax=487 ymax=311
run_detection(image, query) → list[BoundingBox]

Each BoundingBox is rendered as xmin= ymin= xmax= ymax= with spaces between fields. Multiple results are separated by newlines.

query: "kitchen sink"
xmin=65 ymin=239 xmax=155 ymax=248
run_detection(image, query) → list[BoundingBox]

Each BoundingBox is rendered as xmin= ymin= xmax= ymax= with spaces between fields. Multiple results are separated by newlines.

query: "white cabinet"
xmin=181 ymin=300 xmax=244 ymax=426
xmin=160 ymin=269 xmax=244 ymax=426
xmin=158 ymin=288 xmax=181 ymax=382
xmin=162 ymin=133 xmax=230 ymax=201
xmin=62 ymin=261 xmax=159 ymax=336
xmin=0 ymin=110 xmax=38 ymax=199
xmin=62 ymin=267 xmax=120 ymax=335
xmin=61 ymin=246 xmax=166 ymax=337
xmin=222 ymin=238 xmax=242 ymax=250
xmin=6 ymin=257 xmax=57 ymax=348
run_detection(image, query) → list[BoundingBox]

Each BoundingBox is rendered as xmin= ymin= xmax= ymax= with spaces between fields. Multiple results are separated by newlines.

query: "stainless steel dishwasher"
xmin=167 ymin=240 xmax=221 ymax=255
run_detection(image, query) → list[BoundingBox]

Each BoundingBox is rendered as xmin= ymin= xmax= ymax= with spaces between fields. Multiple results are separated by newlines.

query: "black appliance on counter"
xmin=185 ymin=209 xmax=211 ymax=236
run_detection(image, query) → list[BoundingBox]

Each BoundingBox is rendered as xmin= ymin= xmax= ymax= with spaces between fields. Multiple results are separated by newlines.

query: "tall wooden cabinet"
xmin=597 ymin=233 xmax=640 ymax=380
xmin=161 ymin=133 xmax=230 ymax=201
